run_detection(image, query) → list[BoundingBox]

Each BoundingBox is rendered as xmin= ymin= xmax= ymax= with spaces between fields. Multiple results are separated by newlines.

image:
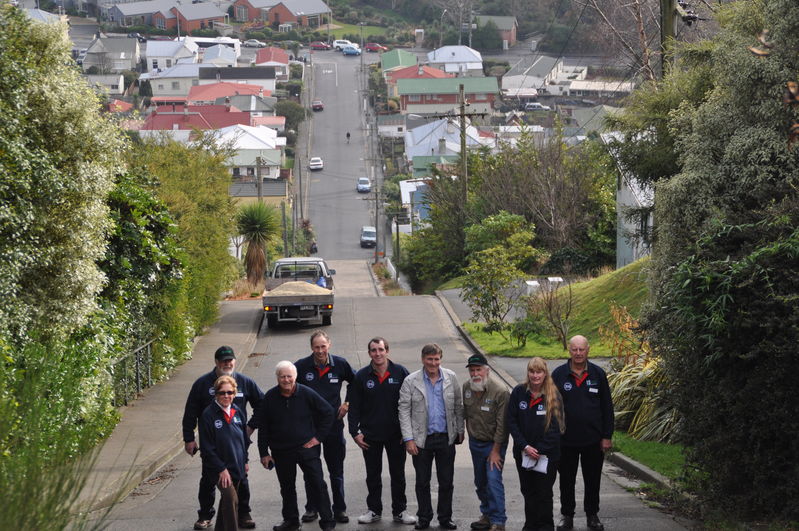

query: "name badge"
xmin=536 ymin=409 xmax=546 ymax=415
xmin=480 ymin=406 xmax=490 ymax=412
xmin=236 ymin=392 xmax=244 ymax=398
xmin=589 ymin=387 xmax=598 ymax=394
xmin=330 ymin=378 xmax=339 ymax=383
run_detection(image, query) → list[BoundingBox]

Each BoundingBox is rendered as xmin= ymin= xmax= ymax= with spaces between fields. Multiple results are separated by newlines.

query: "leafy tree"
xmin=470 ymin=19 xmax=502 ymax=51
xmin=237 ymin=202 xmax=280 ymax=284
xmin=461 ymin=246 xmax=527 ymax=335
xmin=641 ymin=0 xmax=799 ymax=518
xmin=128 ymin=137 xmax=237 ymax=332
xmin=0 ymin=8 xmax=126 ymax=343
xmin=274 ymin=99 xmax=307 ymax=131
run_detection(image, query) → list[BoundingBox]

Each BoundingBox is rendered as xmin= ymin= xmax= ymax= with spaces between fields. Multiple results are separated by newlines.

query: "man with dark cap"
xmin=462 ymin=353 xmax=509 ymax=531
xmin=182 ymin=346 xmax=264 ymax=530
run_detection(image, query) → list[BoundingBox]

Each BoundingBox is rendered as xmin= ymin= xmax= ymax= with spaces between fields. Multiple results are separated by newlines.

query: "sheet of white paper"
xmin=522 ymin=453 xmax=549 ymax=473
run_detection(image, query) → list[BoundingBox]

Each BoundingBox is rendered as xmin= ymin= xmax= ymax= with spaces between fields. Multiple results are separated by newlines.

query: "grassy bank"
xmin=613 ymin=431 xmax=684 ymax=481
xmin=463 ymin=258 xmax=650 ymax=358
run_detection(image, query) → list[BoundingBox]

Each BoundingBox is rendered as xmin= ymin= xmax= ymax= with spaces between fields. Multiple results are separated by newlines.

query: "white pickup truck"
xmin=262 ymin=257 xmax=335 ymax=328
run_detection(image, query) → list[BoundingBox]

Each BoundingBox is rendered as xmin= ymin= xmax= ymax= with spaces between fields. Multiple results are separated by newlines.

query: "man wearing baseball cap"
xmin=182 ymin=346 xmax=265 ymax=530
xmin=462 ymin=353 xmax=510 ymax=531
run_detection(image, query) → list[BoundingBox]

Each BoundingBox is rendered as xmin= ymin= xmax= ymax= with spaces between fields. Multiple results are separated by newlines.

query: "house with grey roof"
xmin=404 ymin=117 xmax=489 ymax=162
xmin=85 ymin=73 xmax=128 ymax=96
xmin=202 ymin=44 xmax=238 ymax=67
xmin=501 ymin=54 xmax=559 ymax=100
xmin=198 ymin=66 xmax=277 ymax=93
xmin=82 ymin=37 xmax=141 ymax=73
xmin=139 ymin=63 xmax=209 ymax=97
xmin=426 ymin=45 xmax=483 ymax=77
xmin=232 ymin=0 xmax=329 ymax=26
xmin=473 ymin=15 xmax=518 ymax=49
xmin=145 ymin=39 xmax=198 ymax=72
xmin=107 ymin=0 xmax=174 ymax=26
xmin=214 ymin=94 xmax=277 ymax=114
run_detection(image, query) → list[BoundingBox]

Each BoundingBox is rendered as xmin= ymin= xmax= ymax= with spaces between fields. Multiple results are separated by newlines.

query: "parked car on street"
xmin=310 ymin=41 xmax=332 ymax=50
xmin=364 ymin=42 xmax=388 ymax=53
xmin=360 ymin=226 xmax=377 ymax=248
xmin=524 ymin=102 xmax=551 ymax=111
xmin=312 ymin=100 xmax=324 ymax=111
xmin=243 ymin=39 xmax=267 ymax=48
xmin=342 ymin=45 xmax=361 ymax=56
xmin=128 ymin=32 xmax=147 ymax=43
xmin=332 ymin=39 xmax=353 ymax=51
xmin=309 ymin=157 xmax=324 ymax=171
xmin=356 ymin=177 xmax=371 ymax=193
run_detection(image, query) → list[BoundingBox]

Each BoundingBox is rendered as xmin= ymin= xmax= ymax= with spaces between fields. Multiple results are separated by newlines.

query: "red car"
xmin=310 ymin=41 xmax=332 ymax=50
xmin=311 ymin=100 xmax=324 ymax=111
xmin=365 ymin=42 xmax=388 ymax=53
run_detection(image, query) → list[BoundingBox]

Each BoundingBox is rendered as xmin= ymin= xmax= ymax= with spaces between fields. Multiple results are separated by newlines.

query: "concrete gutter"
xmin=434 ymin=289 xmax=673 ymax=492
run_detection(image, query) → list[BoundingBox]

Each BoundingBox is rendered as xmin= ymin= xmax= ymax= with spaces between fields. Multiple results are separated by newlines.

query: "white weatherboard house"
xmin=426 ymin=45 xmax=483 ymax=77
xmin=210 ymin=124 xmax=286 ymax=180
xmin=145 ymin=39 xmax=199 ymax=72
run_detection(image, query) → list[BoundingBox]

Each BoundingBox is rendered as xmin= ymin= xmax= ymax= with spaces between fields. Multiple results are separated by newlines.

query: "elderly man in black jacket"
xmin=254 ymin=360 xmax=336 ymax=531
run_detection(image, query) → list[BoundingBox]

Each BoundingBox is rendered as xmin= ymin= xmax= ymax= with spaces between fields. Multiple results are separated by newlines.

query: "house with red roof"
xmin=385 ymin=64 xmax=455 ymax=98
xmin=253 ymin=46 xmax=289 ymax=81
xmin=139 ymin=104 xmax=254 ymax=142
xmin=187 ymin=82 xmax=271 ymax=105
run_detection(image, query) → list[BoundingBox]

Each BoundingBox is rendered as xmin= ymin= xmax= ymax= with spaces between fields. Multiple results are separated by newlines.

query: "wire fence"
xmin=110 ymin=340 xmax=154 ymax=407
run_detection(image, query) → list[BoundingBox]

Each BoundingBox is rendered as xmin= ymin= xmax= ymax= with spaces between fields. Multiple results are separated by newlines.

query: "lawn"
xmin=328 ymin=21 xmax=388 ymax=40
xmin=463 ymin=258 xmax=651 ymax=358
xmin=612 ymin=431 xmax=685 ymax=481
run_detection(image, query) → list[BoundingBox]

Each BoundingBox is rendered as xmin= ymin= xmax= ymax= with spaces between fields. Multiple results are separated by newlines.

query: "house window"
xmin=235 ymin=5 xmax=248 ymax=21
xmin=152 ymin=59 xmax=158 ymax=70
xmin=246 ymin=167 xmax=255 ymax=176
xmin=110 ymin=84 xmax=119 ymax=90
xmin=232 ymin=167 xmax=240 ymax=177
xmin=156 ymin=18 xmax=165 ymax=29
xmin=408 ymin=94 xmax=421 ymax=102
xmin=397 ymin=126 xmax=404 ymax=132
xmin=171 ymin=81 xmax=180 ymax=90
xmin=157 ymin=84 xmax=165 ymax=90
xmin=166 ymin=59 xmax=172 ymax=67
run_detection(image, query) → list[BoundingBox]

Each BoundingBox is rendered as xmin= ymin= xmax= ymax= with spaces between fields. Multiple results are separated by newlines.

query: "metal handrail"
xmin=110 ymin=340 xmax=154 ymax=407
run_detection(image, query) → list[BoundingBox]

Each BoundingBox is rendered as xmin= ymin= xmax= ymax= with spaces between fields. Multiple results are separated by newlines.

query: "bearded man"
xmin=462 ymin=353 xmax=510 ymax=531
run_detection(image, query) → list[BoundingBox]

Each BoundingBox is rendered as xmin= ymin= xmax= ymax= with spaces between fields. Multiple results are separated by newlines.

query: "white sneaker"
xmin=393 ymin=511 xmax=417 ymax=525
xmin=358 ymin=510 xmax=381 ymax=524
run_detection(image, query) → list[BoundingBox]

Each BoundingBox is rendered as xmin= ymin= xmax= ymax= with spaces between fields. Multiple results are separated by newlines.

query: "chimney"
xmin=172 ymin=103 xmax=175 ymax=112
xmin=418 ymin=65 xmax=423 ymax=76
xmin=216 ymin=69 xmax=221 ymax=82
xmin=438 ymin=138 xmax=446 ymax=154
xmin=225 ymin=96 xmax=231 ymax=111
xmin=184 ymin=106 xmax=188 ymax=117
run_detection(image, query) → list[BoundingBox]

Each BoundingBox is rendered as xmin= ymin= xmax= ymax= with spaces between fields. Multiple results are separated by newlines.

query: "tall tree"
xmin=643 ymin=0 xmax=799 ymax=518
xmin=0 ymin=8 xmax=126 ymax=343
xmin=237 ymin=202 xmax=280 ymax=285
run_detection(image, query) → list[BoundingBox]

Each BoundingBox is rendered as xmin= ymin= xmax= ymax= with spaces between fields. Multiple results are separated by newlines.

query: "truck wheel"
xmin=267 ymin=315 xmax=277 ymax=328
xmin=322 ymin=315 xmax=332 ymax=326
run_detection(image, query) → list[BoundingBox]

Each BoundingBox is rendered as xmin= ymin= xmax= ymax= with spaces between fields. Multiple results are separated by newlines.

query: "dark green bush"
xmin=648 ymin=219 xmax=799 ymax=518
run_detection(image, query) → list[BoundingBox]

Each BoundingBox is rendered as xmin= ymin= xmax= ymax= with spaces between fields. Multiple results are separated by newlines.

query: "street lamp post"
xmin=439 ymin=9 xmax=448 ymax=49
xmin=359 ymin=22 xmax=364 ymax=72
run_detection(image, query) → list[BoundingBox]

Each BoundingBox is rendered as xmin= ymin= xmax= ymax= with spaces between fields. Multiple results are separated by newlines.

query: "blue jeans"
xmin=469 ymin=438 xmax=507 ymax=525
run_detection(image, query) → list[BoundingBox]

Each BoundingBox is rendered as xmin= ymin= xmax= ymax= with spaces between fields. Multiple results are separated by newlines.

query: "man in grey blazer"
xmin=398 ymin=344 xmax=465 ymax=530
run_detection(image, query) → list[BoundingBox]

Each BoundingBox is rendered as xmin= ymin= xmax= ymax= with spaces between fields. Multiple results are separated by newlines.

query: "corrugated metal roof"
xmin=380 ymin=49 xmax=417 ymax=71
xmin=397 ymin=76 xmax=498 ymax=95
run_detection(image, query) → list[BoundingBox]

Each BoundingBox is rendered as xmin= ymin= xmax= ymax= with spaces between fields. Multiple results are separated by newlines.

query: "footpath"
xmin=82 ymin=283 xmax=677 ymax=526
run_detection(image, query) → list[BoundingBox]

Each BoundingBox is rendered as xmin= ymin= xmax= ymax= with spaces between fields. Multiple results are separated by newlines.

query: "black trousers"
xmin=273 ymin=445 xmax=335 ymax=528
xmin=558 ymin=443 xmax=604 ymax=517
xmin=199 ymin=468 xmax=251 ymax=519
xmin=411 ymin=433 xmax=455 ymax=523
xmin=363 ymin=437 xmax=407 ymax=516
xmin=515 ymin=457 xmax=558 ymax=531
xmin=305 ymin=424 xmax=346 ymax=514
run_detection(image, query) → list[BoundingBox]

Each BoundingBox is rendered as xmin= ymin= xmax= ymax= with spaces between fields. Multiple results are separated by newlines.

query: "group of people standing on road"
xmin=182 ymin=332 xmax=614 ymax=531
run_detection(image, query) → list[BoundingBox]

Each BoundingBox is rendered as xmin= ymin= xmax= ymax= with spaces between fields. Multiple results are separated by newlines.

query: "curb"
xmin=433 ymin=290 xmax=673 ymax=492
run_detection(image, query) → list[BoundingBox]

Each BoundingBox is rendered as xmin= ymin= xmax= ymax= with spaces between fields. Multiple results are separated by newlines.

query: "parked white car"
xmin=332 ymin=39 xmax=353 ymax=51
xmin=309 ymin=157 xmax=324 ymax=171
xmin=524 ymin=102 xmax=551 ymax=111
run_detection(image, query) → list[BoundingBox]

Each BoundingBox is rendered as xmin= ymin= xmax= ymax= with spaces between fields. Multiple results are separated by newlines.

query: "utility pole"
xmin=256 ymin=156 xmax=263 ymax=202
xmin=459 ymin=83 xmax=467 ymax=204
xmin=660 ymin=0 xmax=676 ymax=77
xmin=281 ymin=202 xmax=289 ymax=256
xmin=359 ymin=22 xmax=365 ymax=73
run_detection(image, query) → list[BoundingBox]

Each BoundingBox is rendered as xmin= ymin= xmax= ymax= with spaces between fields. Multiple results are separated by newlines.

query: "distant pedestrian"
xmin=462 ymin=353 xmax=509 ymax=531
xmin=552 ymin=336 xmax=614 ymax=531
xmin=398 ymin=343 xmax=464 ymax=530
xmin=255 ymin=361 xmax=336 ymax=531
xmin=349 ymin=337 xmax=416 ymax=526
xmin=198 ymin=375 xmax=250 ymax=531
xmin=507 ymin=357 xmax=565 ymax=531
xmin=293 ymin=331 xmax=355 ymax=524
xmin=182 ymin=346 xmax=263 ymax=530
